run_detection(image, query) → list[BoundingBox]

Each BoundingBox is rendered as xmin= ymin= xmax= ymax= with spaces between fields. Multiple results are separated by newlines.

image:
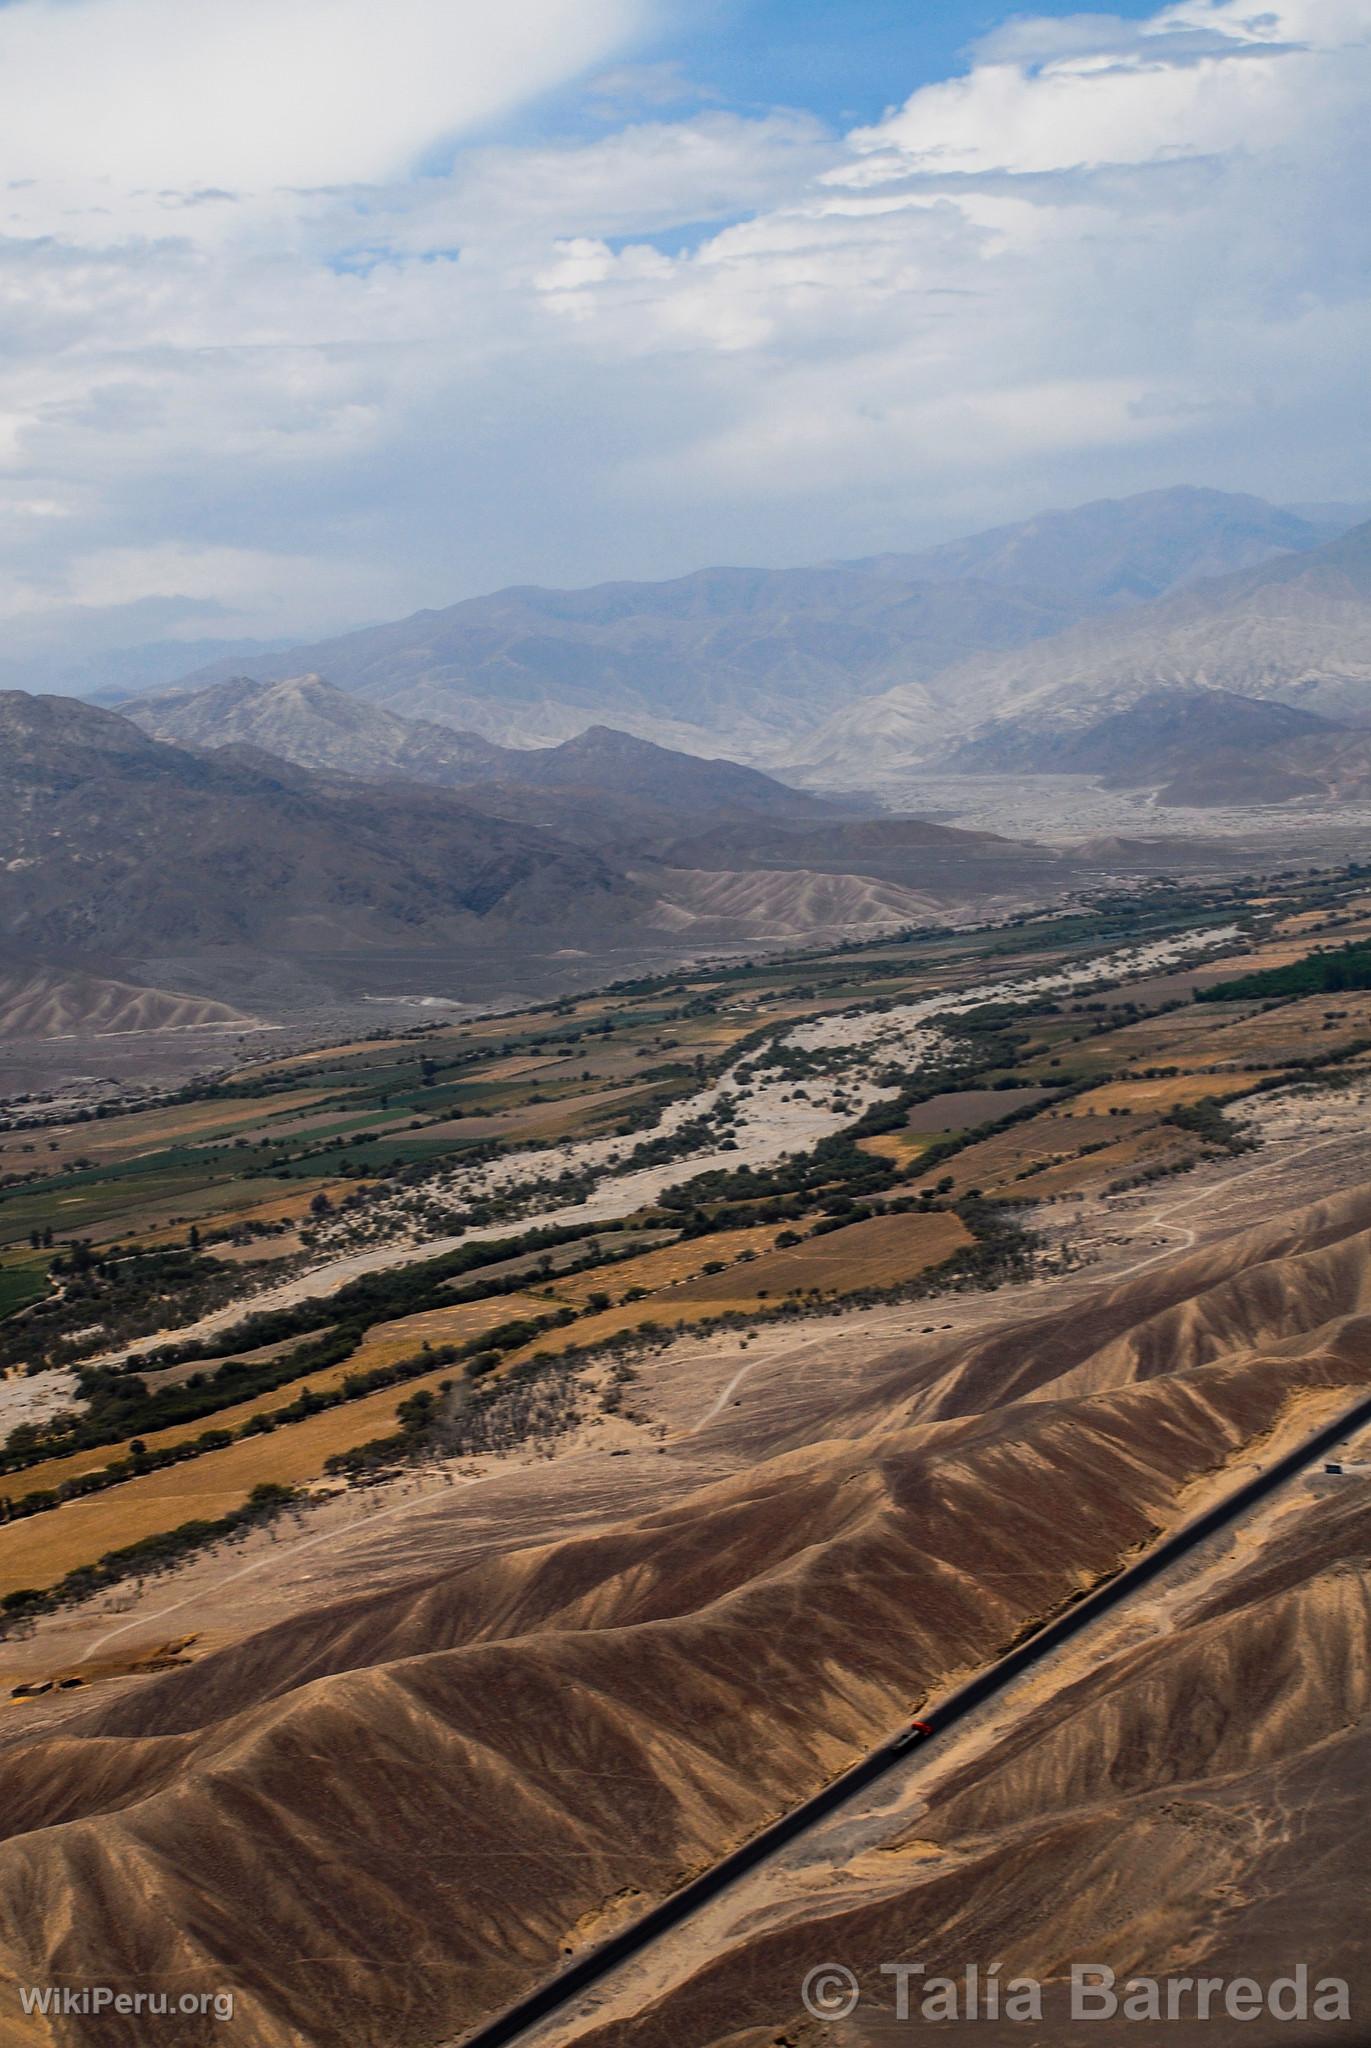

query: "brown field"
xmin=1090 ymin=963 xmax=1239 ymax=1007
xmin=1273 ymin=895 xmax=1371 ymax=932
xmin=0 ymin=1089 xmax=330 ymax=1180
xmin=0 ymin=1298 xmax=549 ymax=1512
xmin=903 ymin=1085 xmax=1050 ymax=1131
xmin=140 ymin=1330 xmax=332 ymax=1389
xmin=343 ymin=1293 xmax=553 ymax=1372
xmin=857 ymin=1130 xmax=934 ymax=1166
xmin=502 ymin=1212 xmax=971 ymax=1367
xmin=942 ymin=1113 xmax=1136 ymax=1196
xmin=1007 ymin=1126 xmax=1192 ymax=1197
xmin=247 ymin=1035 xmax=418 ymax=1075
xmin=0 ymin=1358 xmax=468 ymax=1598
xmin=1099 ymin=992 xmax=1371 ymax=1071
xmin=416 ymin=1081 xmax=658 ymax=1146
xmin=859 ymin=1086 xmax=1049 ymax=1164
xmin=3 ymin=1354 xmax=385 ymax=1507
xmin=672 ymin=1210 xmax=971 ymax=1301
xmin=1197 ymin=935 xmax=1334 ymax=980
xmin=1074 ymin=1003 xmax=1257 ymax=1066
xmin=209 ymin=1232 xmax=305 ymax=1266
xmin=438 ymin=1229 xmax=677 ymax=1295
xmin=1015 ymin=1038 xmax=1128 ymax=1081
xmin=547 ymin=1226 xmax=788 ymax=1307
xmin=117 ymin=1178 xmax=367 ymax=1255
xmin=465 ymin=1054 xmax=564 ymax=1081
xmin=1063 ymin=1070 xmax=1272 ymax=1116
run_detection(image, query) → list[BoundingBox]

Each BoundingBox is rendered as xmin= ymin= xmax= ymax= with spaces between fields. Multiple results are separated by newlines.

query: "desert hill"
xmin=2 ymin=1187 xmax=1370 ymax=2045
xmin=0 ymin=690 xmax=1083 ymax=1035
xmin=0 ymin=967 xmax=255 ymax=1042
xmin=569 ymin=1481 xmax=1371 ymax=2047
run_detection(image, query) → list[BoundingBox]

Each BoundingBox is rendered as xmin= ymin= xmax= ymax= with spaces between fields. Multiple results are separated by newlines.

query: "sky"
xmin=0 ymin=0 xmax=1368 ymax=676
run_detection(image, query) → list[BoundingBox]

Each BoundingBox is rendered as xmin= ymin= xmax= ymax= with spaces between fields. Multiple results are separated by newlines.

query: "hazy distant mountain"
xmin=946 ymin=688 xmax=1335 ymax=779
xmin=470 ymin=721 xmax=831 ymax=815
xmin=959 ymin=515 xmax=1371 ymax=728
xmin=2 ymin=635 xmax=298 ymax=706
xmin=801 ymin=516 xmax=1371 ymax=782
xmin=1284 ymin=499 xmax=1371 ymax=534
xmin=838 ymin=486 xmax=1330 ymax=605
xmin=0 ymin=688 xmax=1091 ymax=1043
xmin=152 ymin=487 xmax=1345 ymax=765
xmin=160 ymin=572 xmax=1085 ymax=763
xmin=1155 ymin=729 xmax=1371 ymax=807
xmin=0 ymin=692 xmax=640 ymax=968
xmin=941 ymin=687 xmax=1371 ymax=806
xmin=0 ymin=688 xmax=1235 ymax=1040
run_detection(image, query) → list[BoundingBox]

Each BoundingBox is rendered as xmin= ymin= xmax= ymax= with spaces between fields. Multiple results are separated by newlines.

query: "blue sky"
xmin=511 ymin=2 xmax=1175 ymax=148
xmin=0 ymin=0 xmax=1365 ymax=675
xmin=653 ymin=0 xmax=1169 ymax=124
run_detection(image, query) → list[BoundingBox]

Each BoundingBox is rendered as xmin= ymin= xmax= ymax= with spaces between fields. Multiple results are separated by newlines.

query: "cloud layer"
xmin=0 ymin=0 xmax=1368 ymax=662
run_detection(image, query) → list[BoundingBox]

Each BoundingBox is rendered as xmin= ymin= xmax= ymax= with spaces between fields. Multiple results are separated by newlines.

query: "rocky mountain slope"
xmin=122 ymin=672 xmax=512 ymax=782
xmin=0 ymin=691 xmax=1084 ymax=1029
xmin=149 ymin=489 xmax=1344 ymax=765
xmin=805 ymin=517 xmax=1371 ymax=783
xmin=0 ymin=691 xmax=641 ymax=967
xmin=123 ymin=675 xmax=833 ymax=822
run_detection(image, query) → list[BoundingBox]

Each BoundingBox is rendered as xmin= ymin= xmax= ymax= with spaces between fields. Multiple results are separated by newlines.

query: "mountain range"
xmin=12 ymin=478 xmax=1371 ymax=1053
xmin=0 ymin=691 xmax=640 ymax=964
xmin=121 ymin=675 xmax=835 ymax=845
xmin=0 ymin=690 xmax=1097 ymax=1042
xmin=820 ymin=514 xmax=1371 ymax=789
xmin=134 ymin=487 xmax=1360 ymax=778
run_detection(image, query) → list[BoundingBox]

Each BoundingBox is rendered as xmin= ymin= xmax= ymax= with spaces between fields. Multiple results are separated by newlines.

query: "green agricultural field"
xmin=0 ymin=1161 xmax=309 ymax=1249
xmin=0 ymin=1256 xmax=49 ymax=1322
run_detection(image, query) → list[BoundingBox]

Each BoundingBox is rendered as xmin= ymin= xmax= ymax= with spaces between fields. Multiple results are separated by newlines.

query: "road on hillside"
xmin=455 ymin=1385 xmax=1371 ymax=2047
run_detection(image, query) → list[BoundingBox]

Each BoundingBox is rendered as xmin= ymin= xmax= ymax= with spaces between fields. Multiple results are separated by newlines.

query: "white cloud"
xmin=0 ymin=0 xmax=647 ymax=192
xmin=0 ymin=0 xmax=1369 ymax=661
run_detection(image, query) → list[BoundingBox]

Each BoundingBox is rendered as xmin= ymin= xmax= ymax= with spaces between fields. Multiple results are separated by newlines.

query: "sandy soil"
xmin=0 ymin=1362 xmax=79 ymax=1434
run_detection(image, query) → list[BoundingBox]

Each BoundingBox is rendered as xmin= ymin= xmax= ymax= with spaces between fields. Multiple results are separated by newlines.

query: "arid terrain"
xmin=0 ymin=867 xmax=1369 ymax=2044
xmin=9 ymin=0 xmax=1371 ymax=2022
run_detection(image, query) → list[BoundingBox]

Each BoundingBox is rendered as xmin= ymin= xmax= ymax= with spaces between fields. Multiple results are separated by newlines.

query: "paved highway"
xmin=456 ymin=1384 xmax=1371 ymax=2047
